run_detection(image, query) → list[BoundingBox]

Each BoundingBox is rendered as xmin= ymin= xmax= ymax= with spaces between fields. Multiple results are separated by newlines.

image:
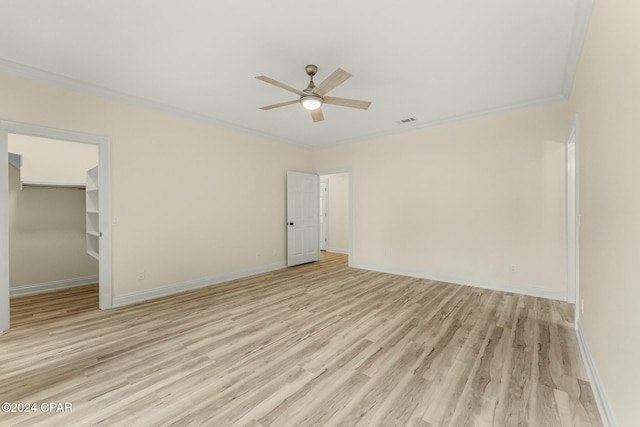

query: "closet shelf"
xmin=86 ymin=166 xmax=99 ymax=261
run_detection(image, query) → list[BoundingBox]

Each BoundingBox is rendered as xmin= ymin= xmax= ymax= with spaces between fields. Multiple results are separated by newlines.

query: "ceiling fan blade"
xmin=314 ymin=68 xmax=352 ymax=96
xmin=256 ymin=75 xmax=304 ymax=96
xmin=311 ymin=108 xmax=324 ymax=123
xmin=259 ymin=99 xmax=299 ymax=110
xmin=323 ymin=96 xmax=371 ymax=110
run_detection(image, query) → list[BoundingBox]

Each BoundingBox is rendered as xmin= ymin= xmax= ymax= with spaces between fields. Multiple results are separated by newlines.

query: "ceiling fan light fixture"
xmin=300 ymin=94 xmax=323 ymax=110
xmin=257 ymin=65 xmax=370 ymax=122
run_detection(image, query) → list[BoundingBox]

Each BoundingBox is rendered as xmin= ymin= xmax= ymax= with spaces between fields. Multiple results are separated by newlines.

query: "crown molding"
xmin=315 ymin=94 xmax=568 ymax=150
xmin=0 ymin=58 xmax=313 ymax=150
xmin=561 ymin=0 xmax=594 ymax=97
xmin=0 ymin=57 xmax=575 ymax=151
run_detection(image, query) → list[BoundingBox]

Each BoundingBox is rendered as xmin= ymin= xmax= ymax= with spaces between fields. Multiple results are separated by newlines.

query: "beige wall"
xmin=0 ymin=72 xmax=312 ymax=298
xmin=569 ymin=0 xmax=640 ymax=424
xmin=315 ymin=101 xmax=569 ymax=297
xmin=9 ymin=134 xmax=99 ymax=185
xmin=326 ymin=173 xmax=349 ymax=253
xmin=8 ymin=164 xmax=98 ymax=287
xmin=1 ymin=72 xmax=570 ymax=299
xmin=1 ymin=69 xmax=568 ymax=301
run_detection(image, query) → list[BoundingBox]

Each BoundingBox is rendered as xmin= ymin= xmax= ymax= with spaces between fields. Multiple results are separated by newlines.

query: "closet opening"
xmin=0 ymin=121 xmax=112 ymax=334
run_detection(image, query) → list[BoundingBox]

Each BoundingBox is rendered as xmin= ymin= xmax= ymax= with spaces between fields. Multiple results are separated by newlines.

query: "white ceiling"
xmin=0 ymin=1 xmax=592 ymax=148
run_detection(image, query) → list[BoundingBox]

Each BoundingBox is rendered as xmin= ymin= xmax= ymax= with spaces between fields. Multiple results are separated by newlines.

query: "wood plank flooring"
xmin=0 ymin=253 xmax=602 ymax=426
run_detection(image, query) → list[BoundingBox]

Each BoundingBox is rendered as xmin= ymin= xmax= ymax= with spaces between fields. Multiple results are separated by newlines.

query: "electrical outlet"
xmin=509 ymin=264 xmax=516 ymax=273
xmin=137 ymin=270 xmax=146 ymax=280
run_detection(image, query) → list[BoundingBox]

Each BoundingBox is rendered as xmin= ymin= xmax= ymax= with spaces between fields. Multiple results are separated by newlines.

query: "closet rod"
xmin=21 ymin=181 xmax=85 ymax=190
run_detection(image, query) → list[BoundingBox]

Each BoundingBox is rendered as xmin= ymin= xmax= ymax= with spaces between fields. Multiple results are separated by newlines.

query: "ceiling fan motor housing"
xmin=305 ymin=64 xmax=318 ymax=76
xmin=300 ymin=64 xmax=322 ymax=109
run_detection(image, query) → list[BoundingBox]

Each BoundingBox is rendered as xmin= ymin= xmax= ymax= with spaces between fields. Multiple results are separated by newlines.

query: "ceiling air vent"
xmin=396 ymin=117 xmax=417 ymax=124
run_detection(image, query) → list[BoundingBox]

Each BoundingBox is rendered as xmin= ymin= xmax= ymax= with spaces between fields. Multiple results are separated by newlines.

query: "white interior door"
xmin=287 ymin=171 xmax=320 ymax=266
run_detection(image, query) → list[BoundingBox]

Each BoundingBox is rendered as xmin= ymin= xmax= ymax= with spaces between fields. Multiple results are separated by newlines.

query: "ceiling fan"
xmin=256 ymin=64 xmax=371 ymax=123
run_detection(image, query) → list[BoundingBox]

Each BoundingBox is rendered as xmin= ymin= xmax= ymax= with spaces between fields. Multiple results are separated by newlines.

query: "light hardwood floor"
xmin=1 ymin=253 xmax=602 ymax=426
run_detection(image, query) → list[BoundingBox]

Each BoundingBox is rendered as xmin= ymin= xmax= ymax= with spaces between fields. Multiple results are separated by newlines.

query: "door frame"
xmin=319 ymin=179 xmax=328 ymax=251
xmin=317 ymin=168 xmax=352 ymax=264
xmin=566 ymin=115 xmax=580 ymax=320
xmin=0 ymin=120 xmax=112 ymax=333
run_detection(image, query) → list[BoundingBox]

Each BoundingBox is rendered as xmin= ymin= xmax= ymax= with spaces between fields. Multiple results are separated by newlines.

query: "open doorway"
xmin=318 ymin=171 xmax=351 ymax=260
xmin=9 ymin=134 xmax=99 ymax=298
xmin=0 ymin=121 xmax=112 ymax=334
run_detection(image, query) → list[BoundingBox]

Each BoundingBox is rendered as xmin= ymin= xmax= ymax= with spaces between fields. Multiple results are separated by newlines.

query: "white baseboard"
xmin=348 ymin=262 xmax=566 ymax=301
xmin=112 ymin=263 xmax=286 ymax=308
xmin=575 ymin=320 xmax=617 ymax=427
xmin=10 ymin=275 xmax=99 ymax=297
xmin=326 ymin=248 xmax=348 ymax=255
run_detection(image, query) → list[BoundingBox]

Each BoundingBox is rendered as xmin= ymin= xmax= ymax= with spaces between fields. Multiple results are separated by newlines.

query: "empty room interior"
xmin=0 ymin=1 xmax=638 ymax=426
